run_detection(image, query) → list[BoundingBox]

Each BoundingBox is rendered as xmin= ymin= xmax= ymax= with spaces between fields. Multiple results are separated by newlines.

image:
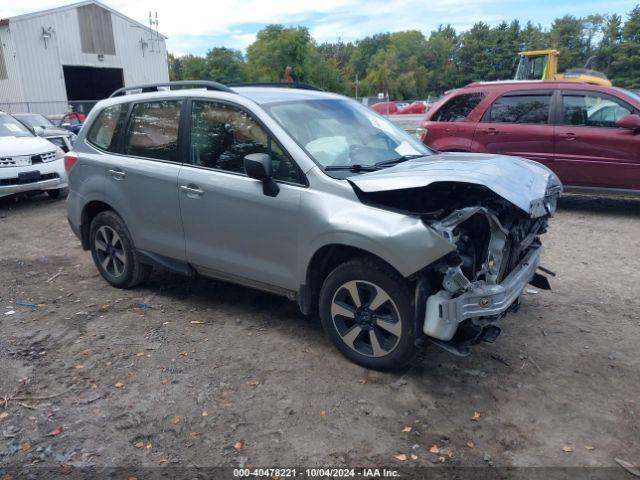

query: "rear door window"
xmin=124 ymin=100 xmax=182 ymax=162
xmin=433 ymin=93 xmax=485 ymax=122
xmin=86 ymin=103 xmax=128 ymax=152
xmin=483 ymin=92 xmax=552 ymax=124
xmin=561 ymin=91 xmax=636 ymax=128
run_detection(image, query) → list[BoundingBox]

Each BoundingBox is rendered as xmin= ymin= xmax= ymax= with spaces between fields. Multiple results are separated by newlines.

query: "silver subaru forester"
xmin=65 ymin=81 xmax=562 ymax=370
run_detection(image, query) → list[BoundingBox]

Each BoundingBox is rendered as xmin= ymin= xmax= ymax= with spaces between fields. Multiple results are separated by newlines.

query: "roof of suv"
xmin=459 ymin=80 xmax=621 ymax=93
xmin=446 ymin=80 xmax=640 ymax=106
xmin=103 ymin=81 xmax=344 ymax=108
xmin=232 ymin=86 xmax=343 ymax=104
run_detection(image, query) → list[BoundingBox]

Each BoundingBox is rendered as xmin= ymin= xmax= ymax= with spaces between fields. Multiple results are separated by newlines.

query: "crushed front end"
xmin=349 ymin=155 xmax=562 ymax=355
xmin=418 ymin=181 xmax=560 ymax=354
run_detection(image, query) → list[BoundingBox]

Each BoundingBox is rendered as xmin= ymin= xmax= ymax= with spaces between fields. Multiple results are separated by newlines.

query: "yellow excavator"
xmin=514 ymin=49 xmax=612 ymax=86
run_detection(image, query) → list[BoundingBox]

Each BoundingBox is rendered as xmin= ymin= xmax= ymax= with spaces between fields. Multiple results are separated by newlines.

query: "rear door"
xmin=553 ymin=89 xmax=640 ymax=189
xmin=473 ymin=89 xmax=555 ymax=166
xmin=102 ymin=99 xmax=186 ymax=260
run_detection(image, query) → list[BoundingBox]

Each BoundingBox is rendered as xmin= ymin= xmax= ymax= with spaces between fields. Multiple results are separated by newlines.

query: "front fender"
xmin=300 ymin=201 xmax=455 ymax=281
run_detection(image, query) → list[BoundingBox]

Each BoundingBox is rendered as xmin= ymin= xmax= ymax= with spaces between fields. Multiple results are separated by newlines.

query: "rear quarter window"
xmin=432 ymin=92 xmax=486 ymax=122
xmin=86 ymin=104 xmax=128 ymax=152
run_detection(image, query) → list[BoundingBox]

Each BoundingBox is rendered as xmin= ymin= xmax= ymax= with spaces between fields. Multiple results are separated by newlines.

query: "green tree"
xmin=204 ymin=47 xmax=245 ymax=84
xmin=166 ymin=4 xmax=640 ymax=95
xmin=167 ymin=53 xmax=183 ymax=81
xmin=457 ymin=22 xmax=495 ymax=83
xmin=179 ymin=54 xmax=207 ymax=80
xmin=598 ymin=14 xmax=623 ymax=72
xmin=520 ymin=21 xmax=550 ymax=51
xmin=551 ymin=15 xmax=587 ymax=70
xmin=245 ymin=25 xmax=315 ymax=82
xmin=609 ymin=6 xmax=640 ymax=87
xmin=348 ymin=33 xmax=391 ymax=81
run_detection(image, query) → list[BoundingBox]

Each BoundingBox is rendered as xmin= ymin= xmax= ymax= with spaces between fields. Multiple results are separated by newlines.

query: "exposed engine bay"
xmin=353 ymin=180 xmax=559 ymax=355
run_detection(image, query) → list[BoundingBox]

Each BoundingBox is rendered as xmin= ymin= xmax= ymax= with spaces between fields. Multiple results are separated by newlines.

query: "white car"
xmin=0 ymin=112 xmax=68 ymax=199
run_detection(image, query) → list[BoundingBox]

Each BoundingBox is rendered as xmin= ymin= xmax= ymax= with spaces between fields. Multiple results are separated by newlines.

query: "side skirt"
xmin=137 ymin=250 xmax=195 ymax=277
xmin=195 ymin=265 xmax=297 ymax=301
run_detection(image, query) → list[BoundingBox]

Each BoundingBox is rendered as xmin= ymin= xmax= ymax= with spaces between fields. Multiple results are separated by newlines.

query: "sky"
xmin=1 ymin=0 xmax=637 ymax=56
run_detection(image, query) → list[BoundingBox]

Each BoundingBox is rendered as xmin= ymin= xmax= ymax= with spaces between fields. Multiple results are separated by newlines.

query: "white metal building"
xmin=0 ymin=0 xmax=169 ymax=115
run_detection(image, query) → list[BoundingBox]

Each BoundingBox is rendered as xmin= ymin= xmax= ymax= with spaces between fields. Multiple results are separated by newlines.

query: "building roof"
xmin=0 ymin=0 xmax=167 ymax=39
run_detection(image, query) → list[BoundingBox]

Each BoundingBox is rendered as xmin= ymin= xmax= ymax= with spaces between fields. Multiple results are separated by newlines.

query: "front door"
xmin=178 ymin=99 xmax=306 ymax=292
xmin=473 ymin=90 xmax=555 ymax=167
xmin=554 ymin=90 xmax=640 ymax=189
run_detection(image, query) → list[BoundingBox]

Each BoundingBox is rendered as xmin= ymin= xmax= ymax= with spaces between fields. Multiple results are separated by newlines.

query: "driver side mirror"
xmin=244 ymin=153 xmax=280 ymax=197
xmin=32 ymin=126 xmax=45 ymax=136
xmin=615 ymin=114 xmax=640 ymax=131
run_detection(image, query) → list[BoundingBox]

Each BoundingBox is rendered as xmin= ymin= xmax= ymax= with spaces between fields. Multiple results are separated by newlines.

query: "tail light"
xmin=64 ymin=151 xmax=78 ymax=172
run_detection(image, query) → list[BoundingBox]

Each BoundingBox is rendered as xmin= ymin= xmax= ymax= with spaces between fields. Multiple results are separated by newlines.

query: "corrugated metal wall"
xmin=0 ymin=3 xmax=169 ymax=115
xmin=0 ymin=25 xmax=26 ymax=109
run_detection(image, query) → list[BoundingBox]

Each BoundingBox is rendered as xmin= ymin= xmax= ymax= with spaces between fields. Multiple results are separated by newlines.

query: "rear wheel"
xmin=89 ymin=210 xmax=150 ymax=288
xmin=319 ymin=258 xmax=416 ymax=370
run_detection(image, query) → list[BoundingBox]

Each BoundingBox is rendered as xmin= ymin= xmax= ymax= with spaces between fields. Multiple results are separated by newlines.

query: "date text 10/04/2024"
xmin=233 ymin=468 xmax=401 ymax=478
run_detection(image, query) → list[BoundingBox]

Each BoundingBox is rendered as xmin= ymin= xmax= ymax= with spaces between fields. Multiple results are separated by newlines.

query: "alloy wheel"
xmin=94 ymin=225 xmax=126 ymax=277
xmin=330 ymin=280 xmax=402 ymax=357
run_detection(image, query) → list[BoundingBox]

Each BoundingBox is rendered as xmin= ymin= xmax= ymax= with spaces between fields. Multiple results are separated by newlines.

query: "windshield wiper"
xmin=375 ymin=154 xmax=425 ymax=168
xmin=324 ymin=164 xmax=380 ymax=172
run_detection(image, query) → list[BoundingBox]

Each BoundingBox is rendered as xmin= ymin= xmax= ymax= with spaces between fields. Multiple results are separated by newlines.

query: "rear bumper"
xmin=424 ymin=246 xmax=542 ymax=340
xmin=0 ymin=158 xmax=68 ymax=198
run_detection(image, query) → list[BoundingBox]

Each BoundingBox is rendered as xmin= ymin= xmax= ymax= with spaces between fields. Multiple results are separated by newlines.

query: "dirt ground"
xmin=0 ymin=193 xmax=639 ymax=475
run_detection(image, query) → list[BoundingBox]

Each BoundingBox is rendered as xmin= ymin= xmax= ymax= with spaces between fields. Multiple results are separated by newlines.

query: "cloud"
xmin=309 ymin=0 xmax=506 ymax=43
xmin=1 ymin=0 xmax=637 ymax=55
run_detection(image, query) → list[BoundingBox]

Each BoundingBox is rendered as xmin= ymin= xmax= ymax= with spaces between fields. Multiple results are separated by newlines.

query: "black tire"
xmin=89 ymin=210 xmax=151 ymax=289
xmin=319 ymin=257 xmax=416 ymax=371
xmin=47 ymin=188 xmax=68 ymax=199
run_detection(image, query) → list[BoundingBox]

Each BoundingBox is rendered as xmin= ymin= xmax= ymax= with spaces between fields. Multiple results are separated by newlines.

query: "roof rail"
xmin=229 ymin=82 xmax=324 ymax=92
xmin=110 ymin=80 xmax=236 ymax=98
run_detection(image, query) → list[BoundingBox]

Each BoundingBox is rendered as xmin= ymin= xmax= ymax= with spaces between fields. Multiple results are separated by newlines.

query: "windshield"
xmin=15 ymin=114 xmax=54 ymax=128
xmin=0 ymin=114 xmax=34 ymax=138
xmin=514 ymin=55 xmax=548 ymax=81
xmin=263 ymin=98 xmax=431 ymax=172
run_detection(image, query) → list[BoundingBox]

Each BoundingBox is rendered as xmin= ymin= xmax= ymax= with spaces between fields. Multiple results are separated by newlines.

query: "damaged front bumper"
xmin=424 ymin=245 xmax=542 ymax=341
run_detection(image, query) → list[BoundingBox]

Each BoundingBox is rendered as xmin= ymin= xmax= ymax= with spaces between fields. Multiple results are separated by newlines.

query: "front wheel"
xmin=319 ymin=258 xmax=416 ymax=370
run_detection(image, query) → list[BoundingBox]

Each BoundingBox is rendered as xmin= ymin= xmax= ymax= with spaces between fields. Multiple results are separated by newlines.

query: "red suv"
xmin=419 ymin=81 xmax=640 ymax=192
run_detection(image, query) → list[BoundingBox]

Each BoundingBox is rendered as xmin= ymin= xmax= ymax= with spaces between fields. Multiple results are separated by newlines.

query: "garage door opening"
xmin=63 ymin=66 xmax=124 ymax=101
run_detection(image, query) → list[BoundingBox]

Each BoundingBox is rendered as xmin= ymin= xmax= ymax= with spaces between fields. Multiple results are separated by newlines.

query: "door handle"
xmin=564 ymin=132 xmax=577 ymax=141
xmin=180 ymin=184 xmax=204 ymax=197
xmin=108 ymin=168 xmax=126 ymax=180
xmin=484 ymin=128 xmax=499 ymax=136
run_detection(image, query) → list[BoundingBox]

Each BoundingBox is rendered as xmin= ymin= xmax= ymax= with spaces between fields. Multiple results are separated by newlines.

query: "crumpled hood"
xmin=349 ymin=153 xmax=562 ymax=217
xmin=0 ymin=136 xmax=57 ymax=156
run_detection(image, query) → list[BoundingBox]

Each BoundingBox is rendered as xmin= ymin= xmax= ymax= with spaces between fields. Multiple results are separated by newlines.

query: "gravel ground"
xmin=0 ymin=193 xmax=639 ymax=476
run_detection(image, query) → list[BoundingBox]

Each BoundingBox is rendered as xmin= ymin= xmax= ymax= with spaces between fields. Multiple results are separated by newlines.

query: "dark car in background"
xmin=419 ymin=81 xmax=640 ymax=193
xmin=13 ymin=113 xmax=76 ymax=152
